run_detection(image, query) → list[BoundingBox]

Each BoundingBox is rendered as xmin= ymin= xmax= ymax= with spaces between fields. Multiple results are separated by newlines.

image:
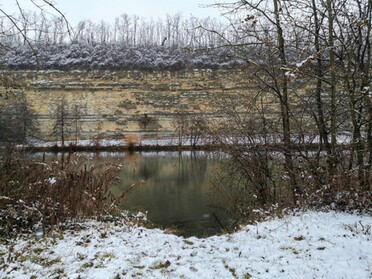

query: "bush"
xmin=0 ymin=151 xmax=121 ymax=238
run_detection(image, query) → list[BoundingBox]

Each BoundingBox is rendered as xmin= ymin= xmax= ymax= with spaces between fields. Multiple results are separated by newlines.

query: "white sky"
xmin=0 ymin=0 xmax=223 ymax=25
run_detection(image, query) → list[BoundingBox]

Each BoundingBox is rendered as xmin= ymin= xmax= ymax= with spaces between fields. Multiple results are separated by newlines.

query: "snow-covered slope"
xmin=1 ymin=211 xmax=371 ymax=279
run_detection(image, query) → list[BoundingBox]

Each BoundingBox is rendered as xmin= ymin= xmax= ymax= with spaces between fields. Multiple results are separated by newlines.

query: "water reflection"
xmin=33 ymin=151 xmax=230 ymax=237
xmin=111 ymin=152 xmax=228 ymax=237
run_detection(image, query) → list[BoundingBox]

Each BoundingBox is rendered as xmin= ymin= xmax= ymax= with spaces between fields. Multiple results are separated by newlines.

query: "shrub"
xmin=0 ymin=151 xmax=121 ymax=238
xmin=123 ymin=134 xmax=139 ymax=149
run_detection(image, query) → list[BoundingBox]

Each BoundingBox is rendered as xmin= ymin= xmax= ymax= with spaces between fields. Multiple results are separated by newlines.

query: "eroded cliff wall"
xmin=0 ymin=69 xmax=257 ymax=141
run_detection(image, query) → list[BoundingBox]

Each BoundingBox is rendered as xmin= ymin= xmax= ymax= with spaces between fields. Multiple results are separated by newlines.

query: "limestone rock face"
xmin=0 ymin=69 xmax=250 ymax=141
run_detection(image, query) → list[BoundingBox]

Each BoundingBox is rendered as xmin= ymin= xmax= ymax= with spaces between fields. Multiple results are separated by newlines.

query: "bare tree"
xmin=203 ymin=0 xmax=372 ymax=207
xmin=71 ymin=103 xmax=85 ymax=145
xmin=173 ymin=112 xmax=207 ymax=146
xmin=51 ymin=97 xmax=69 ymax=147
xmin=0 ymin=0 xmax=71 ymax=50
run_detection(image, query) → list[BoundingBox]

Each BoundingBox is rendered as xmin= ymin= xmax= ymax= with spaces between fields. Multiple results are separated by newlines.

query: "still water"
xmin=40 ymin=151 xmax=231 ymax=237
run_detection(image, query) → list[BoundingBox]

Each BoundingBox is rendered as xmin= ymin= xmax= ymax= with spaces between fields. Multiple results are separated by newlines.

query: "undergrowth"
xmin=0 ymin=150 xmax=126 ymax=239
xmin=209 ymin=152 xmax=372 ymax=232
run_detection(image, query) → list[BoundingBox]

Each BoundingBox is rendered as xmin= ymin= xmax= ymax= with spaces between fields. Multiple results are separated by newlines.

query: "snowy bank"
xmin=1 ymin=211 xmax=371 ymax=279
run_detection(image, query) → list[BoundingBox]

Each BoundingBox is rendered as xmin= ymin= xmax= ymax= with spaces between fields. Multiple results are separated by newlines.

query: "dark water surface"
xmin=39 ymin=151 xmax=231 ymax=237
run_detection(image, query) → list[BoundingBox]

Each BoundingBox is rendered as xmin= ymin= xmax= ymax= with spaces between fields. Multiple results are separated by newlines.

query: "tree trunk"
xmin=273 ymin=0 xmax=299 ymax=200
xmin=327 ymin=0 xmax=338 ymax=176
xmin=312 ymin=0 xmax=331 ymax=156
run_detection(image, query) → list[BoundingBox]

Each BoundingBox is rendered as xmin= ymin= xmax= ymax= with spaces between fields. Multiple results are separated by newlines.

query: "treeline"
xmin=0 ymin=13 xmax=246 ymax=70
xmin=0 ymin=13 xmax=231 ymax=47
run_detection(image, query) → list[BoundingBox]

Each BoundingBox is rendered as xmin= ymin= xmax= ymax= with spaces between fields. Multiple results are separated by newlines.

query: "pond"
xmin=39 ymin=151 xmax=232 ymax=237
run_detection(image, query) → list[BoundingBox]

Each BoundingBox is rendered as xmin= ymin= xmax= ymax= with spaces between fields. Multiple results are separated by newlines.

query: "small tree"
xmin=51 ymin=99 xmax=85 ymax=147
xmin=138 ymin=113 xmax=161 ymax=131
xmin=173 ymin=112 xmax=207 ymax=146
xmin=173 ymin=110 xmax=188 ymax=145
xmin=51 ymin=97 xmax=70 ymax=147
xmin=0 ymin=96 xmax=39 ymax=144
xmin=71 ymin=103 xmax=85 ymax=145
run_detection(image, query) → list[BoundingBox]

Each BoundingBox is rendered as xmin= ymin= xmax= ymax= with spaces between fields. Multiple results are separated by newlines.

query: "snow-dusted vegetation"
xmin=0 ymin=43 xmax=244 ymax=70
xmin=0 ymin=12 xmax=246 ymax=70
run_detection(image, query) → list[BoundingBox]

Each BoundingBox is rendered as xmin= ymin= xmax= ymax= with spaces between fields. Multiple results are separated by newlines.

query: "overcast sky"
xmin=1 ymin=0 xmax=223 ymax=25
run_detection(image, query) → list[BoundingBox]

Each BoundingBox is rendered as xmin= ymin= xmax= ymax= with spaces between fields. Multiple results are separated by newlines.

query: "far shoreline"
xmin=0 ymin=142 xmax=350 ymax=153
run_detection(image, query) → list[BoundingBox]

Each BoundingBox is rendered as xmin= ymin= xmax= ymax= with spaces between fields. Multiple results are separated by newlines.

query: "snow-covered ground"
xmin=1 ymin=211 xmax=371 ymax=279
xmin=22 ymin=137 xmax=189 ymax=148
xmin=21 ymin=133 xmax=353 ymax=149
